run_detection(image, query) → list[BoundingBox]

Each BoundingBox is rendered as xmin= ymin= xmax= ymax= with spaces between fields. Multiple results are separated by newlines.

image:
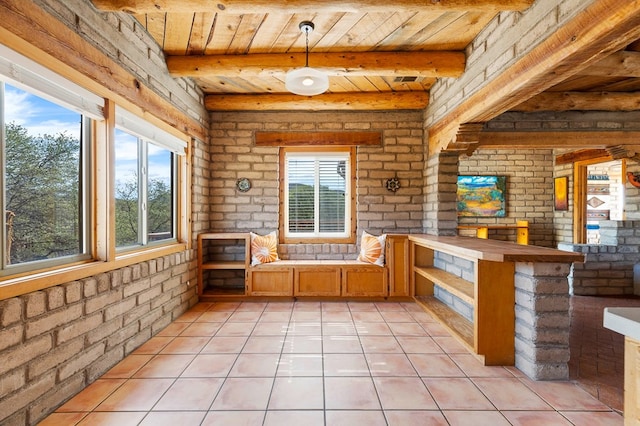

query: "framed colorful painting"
xmin=554 ymin=176 xmax=568 ymax=211
xmin=456 ymin=175 xmax=506 ymax=217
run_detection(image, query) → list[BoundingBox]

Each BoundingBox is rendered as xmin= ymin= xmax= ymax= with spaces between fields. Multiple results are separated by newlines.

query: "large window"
xmin=280 ymin=147 xmax=356 ymax=243
xmin=0 ymin=42 xmax=103 ymax=273
xmin=0 ymin=43 xmax=190 ymax=291
xmin=115 ymin=108 xmax=183 ymax=250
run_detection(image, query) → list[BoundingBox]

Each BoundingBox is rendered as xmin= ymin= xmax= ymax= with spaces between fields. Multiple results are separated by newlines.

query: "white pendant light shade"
xmin=285 ymin=21 xmax=329 ymax=96
xmin=285 ymin=67 xmax=329 ymax=96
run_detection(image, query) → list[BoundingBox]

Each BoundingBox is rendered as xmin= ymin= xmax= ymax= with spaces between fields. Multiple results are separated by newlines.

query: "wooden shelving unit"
xmin=409 ymin=234 xmax=584 ymax=366
xmin=197 ymin=232 xmax=250 ymax=297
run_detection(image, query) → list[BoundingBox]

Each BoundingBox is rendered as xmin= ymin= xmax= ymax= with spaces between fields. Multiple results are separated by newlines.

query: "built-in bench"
xmin=197 ymin=232 xmax=410 ymax=298
xmin=249 ymin=260 xmax=387 ymax=297
xmin=248 ymin=234 xmax=410 ymax=298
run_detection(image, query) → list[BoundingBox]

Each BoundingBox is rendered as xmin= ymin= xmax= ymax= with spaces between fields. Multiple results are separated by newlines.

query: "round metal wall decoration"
xmin=385 ymin=177 xmax=401 ymax=192
xmin=236 ymin=177 xmax=251 ymax=192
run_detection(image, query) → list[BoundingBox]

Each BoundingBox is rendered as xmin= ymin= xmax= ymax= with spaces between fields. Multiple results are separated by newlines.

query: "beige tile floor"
xmin=40 ymin=301 xmax=623 ymax=425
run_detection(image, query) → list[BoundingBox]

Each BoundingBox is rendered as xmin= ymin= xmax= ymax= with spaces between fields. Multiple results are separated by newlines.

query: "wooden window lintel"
xmin=255 ymin=131 xmax=381 ymax=146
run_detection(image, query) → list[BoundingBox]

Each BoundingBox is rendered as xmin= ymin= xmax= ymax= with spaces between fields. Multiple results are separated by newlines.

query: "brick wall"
xmin=0 ymin=253 xmax=198 ymax=425
xmin=0 ymin=1 xmax=210 ymax=425
xmin=514 ymin=262 xmax=572 ymax=380
xmin=485 ymin=111 xmax=640 ymax=244
xmin=425 ymin=0 xmax=594 ymax=128
xmin=458 ymin=148 xmax=555 ymax=247
xmin=423 ymin=151 xmax=458 ymax=236
xmin=208 ymin=111 xmax=425 ymax=259
xmin=33 ymin=0 xmax=207 ymax=127
xmin=560 ymin=220 xmax=640 ymax=296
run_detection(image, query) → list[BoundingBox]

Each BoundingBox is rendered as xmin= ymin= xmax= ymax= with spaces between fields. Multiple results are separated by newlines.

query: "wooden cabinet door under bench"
xmin=248 ymin=261 xmax=388 ymax=297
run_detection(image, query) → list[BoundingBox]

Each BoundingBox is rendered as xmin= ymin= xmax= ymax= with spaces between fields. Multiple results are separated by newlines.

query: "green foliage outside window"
xmin=4 ymin=122 xmax=81 ymax=264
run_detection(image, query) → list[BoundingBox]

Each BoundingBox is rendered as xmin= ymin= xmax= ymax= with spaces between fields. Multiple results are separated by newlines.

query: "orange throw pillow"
xmin=250 ymin=231 xmax=280 ymax=266
xmin=357 ymin=231 xmax=386 ymax=266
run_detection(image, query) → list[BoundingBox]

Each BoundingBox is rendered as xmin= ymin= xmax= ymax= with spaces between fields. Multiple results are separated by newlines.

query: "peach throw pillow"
xmin=250 ymin=231 xmax=280 ymax=266
xmin=357 ymin=231 xmax=386 ymax=266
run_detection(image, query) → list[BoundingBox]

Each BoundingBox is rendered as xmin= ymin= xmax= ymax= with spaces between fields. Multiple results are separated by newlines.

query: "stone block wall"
xmin=458 ymin=148 xmax=555 ymax=247
xmin=425 ymin=0 xmax=595 ymax=128
xmin=208 ymin=111 xmax=426 ymax=259
xmin=514 ymin=262 xmax=572 ymax=380
xmin=560 ymin=220 xmax=640 ymax=295
xmin=423 ymin=151 xmax=458 ymax=236
xmin=0 ymin=252 xmax=198 ymax=425
xmin=0 ymin=1 xmax=210 ymax=425
xmin=33 ymin=0 xmax=207 ymax=127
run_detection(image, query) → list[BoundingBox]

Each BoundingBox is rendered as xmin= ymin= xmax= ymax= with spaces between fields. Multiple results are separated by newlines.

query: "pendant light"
xmin=285 ymin=21 xmax=329 ymax=96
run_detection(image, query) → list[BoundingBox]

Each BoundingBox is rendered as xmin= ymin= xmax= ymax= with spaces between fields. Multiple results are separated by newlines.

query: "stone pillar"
xmin=514 ymin=262 xmax=572 ymax=380
xmin=424 ymin=151 xmax=459 ymax=235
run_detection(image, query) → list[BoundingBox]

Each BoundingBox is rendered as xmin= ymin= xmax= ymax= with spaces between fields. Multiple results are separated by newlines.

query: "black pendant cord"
xmin=305 ymin=28 xmax=310 ymax=67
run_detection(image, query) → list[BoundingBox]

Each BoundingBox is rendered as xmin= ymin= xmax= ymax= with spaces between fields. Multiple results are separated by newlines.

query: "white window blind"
xmin=285 ymin=151 xmax=350 ymax=238
xmin=115 ymin=106 xmax=187 ymax=155
xmin=0 ymin=44 xmax=104 ymax=119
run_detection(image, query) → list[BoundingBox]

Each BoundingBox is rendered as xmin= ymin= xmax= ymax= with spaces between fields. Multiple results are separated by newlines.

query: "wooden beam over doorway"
xmin=511 ymin=91 xmax=640 ymax=112
xmin=476 ymin=131 xmax=640 ymax=150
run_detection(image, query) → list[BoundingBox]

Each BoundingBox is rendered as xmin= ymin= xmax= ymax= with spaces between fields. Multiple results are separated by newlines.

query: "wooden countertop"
xmin=409 ymin=234 xmax=585 ymax=263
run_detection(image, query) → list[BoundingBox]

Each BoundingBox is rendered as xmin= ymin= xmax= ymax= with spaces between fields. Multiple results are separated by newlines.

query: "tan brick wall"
xmin=0 ymin=252 xmax=198 ymax=425
xmin=209 ymin=111 xmax=425 ymax=259
xmin=0 ymin=1 xmax=210 ymax=425
xmin=425 ymin=0 xmax=595 ymax=127
xmin=458 ymin=148 xmax=555 ymax=247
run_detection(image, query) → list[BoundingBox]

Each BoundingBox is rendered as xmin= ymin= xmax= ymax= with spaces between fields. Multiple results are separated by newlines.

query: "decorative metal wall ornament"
xmin=385 ymin=177 xmax=401 ymax=192
xmin=236 ymin=177 xmax=251 ymax=192
xmin=628 ymin=171 xmax=640 ymax=188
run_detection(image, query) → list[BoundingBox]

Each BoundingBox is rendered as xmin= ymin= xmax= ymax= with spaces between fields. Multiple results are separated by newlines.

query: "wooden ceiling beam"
xmin=91 ymin=0 xmax=534 ymax=14
xmin=428 ymin=0 xmax=640 ymax=154
xmin=476 ymin=131 xmax=640 ymax=149
xmin=578 ymin=51 xmax=640 ymax=78
xmin=511 ymin=91 xmax=640 ymax=112
xmin=167 ymin=51 xmax=465 ymax=79
xmin=555 ymin=149 xmax=610 ymax=165
xmin=204 ymin=92 xmax=429 ymax=111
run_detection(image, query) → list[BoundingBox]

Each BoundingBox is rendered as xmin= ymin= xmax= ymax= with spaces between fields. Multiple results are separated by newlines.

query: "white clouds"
xmin=4 ymin=84 xmax=82 ymax=138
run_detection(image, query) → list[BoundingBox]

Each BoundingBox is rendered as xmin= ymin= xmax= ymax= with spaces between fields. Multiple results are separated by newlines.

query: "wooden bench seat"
xmin=248 ymin=259 xmax=388 ymax=297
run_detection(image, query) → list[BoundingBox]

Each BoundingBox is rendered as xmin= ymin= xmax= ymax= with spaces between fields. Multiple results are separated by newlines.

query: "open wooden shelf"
xmin=201 ymin=261 xmax=246 ymax=270
xmin=409 ymin=234 xmax=584 ymax=366
xmin=197 ymin=233 xmax=250 ymax=296
xmin=415 ymin=295 xmax=474 ymax=349
xmin=203 ymin=286 xmax=245 ymax=295
xmin=414 ymin=266 xmax=474 ymax=305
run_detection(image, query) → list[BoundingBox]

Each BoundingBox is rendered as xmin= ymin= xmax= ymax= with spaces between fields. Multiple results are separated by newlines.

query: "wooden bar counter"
xmin=409 ymin=235 xmax=584 ymax=367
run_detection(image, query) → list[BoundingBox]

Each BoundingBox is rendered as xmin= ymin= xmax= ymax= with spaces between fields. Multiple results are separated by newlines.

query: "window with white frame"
xmin=280 ymin=147 xmax=355 ymax=242
xmin=115 ymin=107 xmax=184 ymax=250
xmin=0 ymin=45 xmax=101 ymax=273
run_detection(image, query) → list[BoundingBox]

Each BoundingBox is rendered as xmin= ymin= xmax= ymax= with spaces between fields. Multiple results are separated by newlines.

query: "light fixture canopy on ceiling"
xmin=285 ymin=21 xmax=329 ymax=96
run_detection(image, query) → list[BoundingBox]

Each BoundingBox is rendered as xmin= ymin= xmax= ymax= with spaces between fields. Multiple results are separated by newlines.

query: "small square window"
xmin=280 ymin=147 xmax=356 ymax=244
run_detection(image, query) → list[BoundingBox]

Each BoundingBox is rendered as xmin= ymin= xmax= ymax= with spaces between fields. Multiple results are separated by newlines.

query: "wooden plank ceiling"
xmin=91 ymin=1 xmax=640 ymax=157
xmin=91 ymin=0 xmax=534 ymax=111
